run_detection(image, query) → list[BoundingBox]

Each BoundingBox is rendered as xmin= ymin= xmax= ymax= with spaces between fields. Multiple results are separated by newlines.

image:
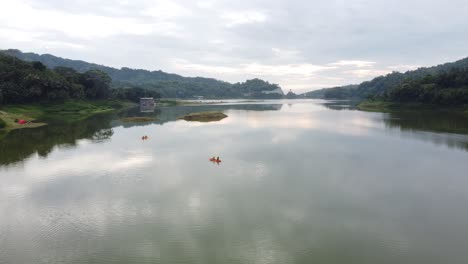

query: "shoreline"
xmin=357 ymin=100 xmax=468 ymax=114
xmin=0 ymin=100 xmax=136 ymax=132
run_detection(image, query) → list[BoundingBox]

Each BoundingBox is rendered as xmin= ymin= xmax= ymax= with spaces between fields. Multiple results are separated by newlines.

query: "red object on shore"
xmin=18 ymin=119 xmax=27 ymax=125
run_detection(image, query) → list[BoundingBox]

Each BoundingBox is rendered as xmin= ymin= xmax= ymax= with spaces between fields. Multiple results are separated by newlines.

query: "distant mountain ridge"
xmin=1 ymin=49 xmax=284 ymax=99
xmin=303 ymin=56 xmax=468 ymax=100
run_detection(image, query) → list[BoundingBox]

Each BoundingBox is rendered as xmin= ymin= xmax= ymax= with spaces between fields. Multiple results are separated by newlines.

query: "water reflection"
xmin=1 ymin=100 xmax=468 ymax=264
xmin=322 ymin=100 xmax=468 ymax=151
xmin=0 ymin=113 xmax=114 ymax=166
xmin=117 ymin=103 xmax=283 ymax=127
xmin=2 ymin=100 xmax=468 ymax=167
xmin=0 ymin=103 xmax=283 ymax=166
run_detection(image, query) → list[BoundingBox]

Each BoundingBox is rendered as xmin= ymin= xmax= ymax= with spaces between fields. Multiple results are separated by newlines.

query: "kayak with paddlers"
xmin=209 ymin=156 xmax=222 ymax=163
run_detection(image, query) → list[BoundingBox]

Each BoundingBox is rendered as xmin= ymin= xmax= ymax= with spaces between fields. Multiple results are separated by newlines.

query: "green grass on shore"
xmin=0 ymin=100 xmax=136 ymax=130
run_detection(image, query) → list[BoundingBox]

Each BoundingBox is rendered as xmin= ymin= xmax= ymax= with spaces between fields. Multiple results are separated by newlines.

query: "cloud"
xmin=197 ymin=0 xmax=216 ymax=8
xmin=0 ymin=1 xmax=183 ymax=40
xmin=141 ymin=1 xmax=192 ymax=19
xmin=172 ymin=59 xmax=335 ymax=77
xmin=329 ymin=60 xmax=376 ymax=68
xmin=1 ymin=0 xmax=467 ymax=93
xmin=346 ymin=69 xmax=390 ymax=78
xmin=221 ymin=10 xmax=267 ymax=27
xmin=243 ymin=63 xmax=335 ymax=76
xmin=388 ymin=64 xmax=421 ymax=71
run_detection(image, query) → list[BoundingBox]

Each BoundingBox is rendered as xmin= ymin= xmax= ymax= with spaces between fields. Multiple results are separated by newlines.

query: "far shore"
xmin=357 ymin=100 xmax=468 ymax=114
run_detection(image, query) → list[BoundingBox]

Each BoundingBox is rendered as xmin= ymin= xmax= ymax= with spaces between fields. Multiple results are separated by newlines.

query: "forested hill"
xmin=1 ymin=49 xmax=284 ymax=99
xmin=303 ymin=56 xmax=468 ymax=104
xmin=0 ymin=52 xmax=160 ymax=105
xmin=303 ymin=85 xmax=358 ymax=99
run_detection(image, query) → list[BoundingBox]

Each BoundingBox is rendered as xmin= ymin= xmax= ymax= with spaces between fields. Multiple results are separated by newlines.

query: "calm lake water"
xmin=1 ymin=99 xmax=468 ymax=264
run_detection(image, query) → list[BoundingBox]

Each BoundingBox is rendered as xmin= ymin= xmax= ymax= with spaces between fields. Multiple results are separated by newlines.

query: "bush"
xmin=0 ymin=118 xmax=6 ymax=129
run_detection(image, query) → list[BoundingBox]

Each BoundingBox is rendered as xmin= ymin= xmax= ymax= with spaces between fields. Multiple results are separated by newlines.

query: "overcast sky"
xmin=1 ymin=0 xmax=467 ymax=92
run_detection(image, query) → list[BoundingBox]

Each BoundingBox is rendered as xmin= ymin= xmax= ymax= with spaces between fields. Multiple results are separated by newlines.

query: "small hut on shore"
xmin=140 ymin=97 xmax=155 ymax=107
xmin=140 ymin=97 xmax=156 ymax=113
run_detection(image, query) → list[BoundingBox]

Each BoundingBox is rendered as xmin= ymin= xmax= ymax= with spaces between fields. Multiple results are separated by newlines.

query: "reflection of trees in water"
xmin=383 ymin=111 xmax=468 ymax=151
xmin=116 ymin=103 xmax=283 ymax=128
xmin=91 ymin=129 xmax=114 ymax=142
xmin=323 ymin=100 xmax=468 ymax=151
xmin=320 ymin=100 xmax=359 ymax=111
xmin=0 ymin=113 xmax=115 ymax=166
xmin=0 ymin=103 xmax=283 ymax=165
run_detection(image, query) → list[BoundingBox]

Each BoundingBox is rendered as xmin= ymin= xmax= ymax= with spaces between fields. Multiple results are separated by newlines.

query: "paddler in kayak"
xmin=209 ymin=156 xmax=221 ymax=163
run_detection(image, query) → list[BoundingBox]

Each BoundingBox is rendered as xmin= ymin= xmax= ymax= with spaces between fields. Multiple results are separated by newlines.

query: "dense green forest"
xmin=0 ymin=53 xmax=159 ymax=105
xmin=304 ymin=57 xmax=468 ymax=105
xmin=382 ymin=68 xmax=468 ymax=104
xmin=1 ymin=49 xmax=283 ymax=99
xmin=304 ymin=85 xmax=358 ymax=99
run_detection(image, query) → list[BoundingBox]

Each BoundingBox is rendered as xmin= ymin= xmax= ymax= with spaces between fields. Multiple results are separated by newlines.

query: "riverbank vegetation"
xmin=0 ymin=52 xmax=157 ymax=130
xmin=0 ymin=100 xmax=135 ymax=130
xmin=304 ymin=56 xmax=468 ymax=109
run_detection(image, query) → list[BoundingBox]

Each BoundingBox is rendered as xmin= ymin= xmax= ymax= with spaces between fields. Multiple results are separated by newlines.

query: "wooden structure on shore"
xmin=140 ymin=97 xmax=156 ymax=113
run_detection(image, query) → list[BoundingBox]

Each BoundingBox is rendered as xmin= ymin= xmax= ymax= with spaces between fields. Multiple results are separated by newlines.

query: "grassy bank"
xmin=0 ymin=100 xmax=136 ymax=131
xmin=358 ymin=100 xmax=468 ymax=113
xmin=177 ymin=111 xmax=228 ymax=122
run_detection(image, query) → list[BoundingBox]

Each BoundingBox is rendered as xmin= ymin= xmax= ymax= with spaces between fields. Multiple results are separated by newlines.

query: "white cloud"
xmin=388 ymin=64 xmax=421 ymax=71
xmin=197 ymin=0 xmax=216 ymax=8
xmin=172 ymin=59 xmax=239 ymax=74
xmin=172 ymin=59 xmax=335 ymax=77
xmin=221 ymin=10 xmax=267 ymax=27
xmin=243 ymin=63 xmax=335 ymax=76
xmin=141 ymin=1 xmax=192 ymax=19
xmin=329 ymin=60 xmax=376 ymax=68
xmin=0 ymin=0 xmax=183 ymax=40
xmin=271 ymin=48 xmax=301 ymax=60
xmin=346 ymin=69 xmax=390 ymax=78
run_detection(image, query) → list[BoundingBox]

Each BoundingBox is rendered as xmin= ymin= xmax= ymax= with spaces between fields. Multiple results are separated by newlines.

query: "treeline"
xmin=304 ymin=56 xmax=468 ymax=105
xmin=0 ymin=53 xmax=159 ymax=105
xmin=381 ymin=68 xmax=468 ymax=105
xmin=232 ymin=79 xmax=283 ymax=99
xmin=304 ymin=85 xmax=357 ymax=99
xmin=2 ymin=49 xmax=283 ymax=99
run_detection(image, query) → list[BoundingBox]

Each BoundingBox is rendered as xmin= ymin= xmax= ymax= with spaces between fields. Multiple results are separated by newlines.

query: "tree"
xmin=79 ymin=70 xmax=112 ymax=99
xmin=32 ymin=61 xmax=46 ymax=71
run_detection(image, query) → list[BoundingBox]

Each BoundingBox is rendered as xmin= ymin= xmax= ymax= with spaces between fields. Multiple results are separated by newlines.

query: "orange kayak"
xmin=209 ymin=158 xmax=222 ymax=163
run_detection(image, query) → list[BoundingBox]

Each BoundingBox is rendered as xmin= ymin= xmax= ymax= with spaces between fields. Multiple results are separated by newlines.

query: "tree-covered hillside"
xmin=1 ymin=49 xmax=283 ymax=99
xmin=304 ymin=85 xmax=358 ymax=99
xmin=0 ymin=53 xmax=159 ymax=105
xmin=304 ymin=57 xmax=468 ymax=105
xmin=382 ymin=68 xmax=468 ymax=105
